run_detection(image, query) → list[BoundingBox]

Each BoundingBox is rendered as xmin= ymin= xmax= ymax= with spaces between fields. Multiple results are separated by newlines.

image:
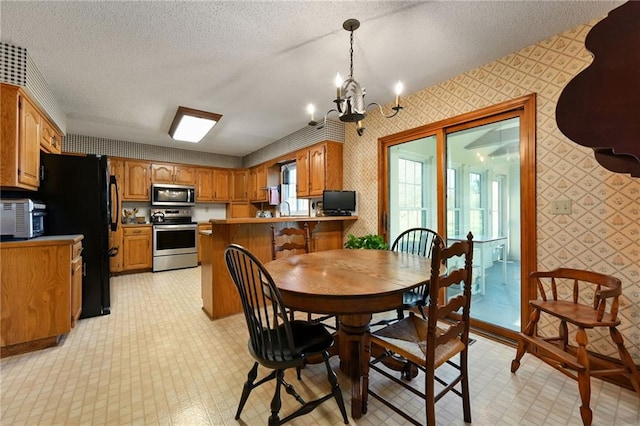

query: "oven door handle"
xmin=153 ymin=224 xmax=197 ymax=230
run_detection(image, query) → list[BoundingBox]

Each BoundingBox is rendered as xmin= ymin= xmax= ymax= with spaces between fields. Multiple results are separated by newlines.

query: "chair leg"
xmin=425 ymin=367 xmax=436 ymax=426
xmin=417 ymin=305 xmax=427 ymax=320
xmin=460 ymin=350 xmax=472 ymax=423
xmin=323 ymin=351 xmax=348 ymax=424
xmin=575 ymin=328 xmax=592 ymax=426
xmin=235 ymin=362 xmax=258 ymax=420
xmin=268 ymin=369 xmax=284 ymax=426
xmin=511 ymin=308 xmax=539 ymax=373
xmin=610 ymin=326 xmax=640 ymax=397
xmin=396 ymin=307 xmax=405 ymax=320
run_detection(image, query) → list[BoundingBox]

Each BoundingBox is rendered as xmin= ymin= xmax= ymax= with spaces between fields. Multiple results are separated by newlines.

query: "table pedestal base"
xmin=337 ymin=314 xmax=371 ymax=418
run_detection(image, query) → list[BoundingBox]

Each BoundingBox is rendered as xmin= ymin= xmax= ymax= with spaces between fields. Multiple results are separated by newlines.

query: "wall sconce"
xmin=168 ymin=106 xmax=222 ymax=143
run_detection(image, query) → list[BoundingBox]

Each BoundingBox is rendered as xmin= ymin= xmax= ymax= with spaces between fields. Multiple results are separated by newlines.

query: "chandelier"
xmin=307 ymin=18 xmax=403 ymax=136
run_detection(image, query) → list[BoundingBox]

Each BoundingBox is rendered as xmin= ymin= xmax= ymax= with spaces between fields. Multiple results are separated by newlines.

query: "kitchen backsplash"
xmin=122 ymin=202 xmax=226 ymax=223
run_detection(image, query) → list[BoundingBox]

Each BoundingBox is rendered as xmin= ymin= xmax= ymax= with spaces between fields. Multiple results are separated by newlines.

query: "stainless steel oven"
xmin=152 ymin=209 xmax=197 ymax=272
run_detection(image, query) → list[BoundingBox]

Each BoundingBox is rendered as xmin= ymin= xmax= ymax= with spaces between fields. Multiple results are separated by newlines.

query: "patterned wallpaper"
xmin=0 ymin=42 xmax=67 ymax=133
xmin=342 ymin=19 xmax=640 ymax=362
xmin=64 ymin=134 xmax=242 ymax=168
xmin=243 ymin=119 xmax=344 ymax=167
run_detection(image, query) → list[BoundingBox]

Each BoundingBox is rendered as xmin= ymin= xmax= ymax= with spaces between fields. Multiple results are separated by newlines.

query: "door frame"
xmin=377 ymin=94 xmax=536 ymax=339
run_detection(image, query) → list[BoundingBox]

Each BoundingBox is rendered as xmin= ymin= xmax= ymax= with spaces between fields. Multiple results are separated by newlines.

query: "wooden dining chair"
xmin=511 ymin=268 xmax=640 ymax=426
xmin=364 ymin=232 xmax=474 ymax=426
xmin=224 ymin=244 xmax=348 ymax=426
xmin=270 ymin=224 xmax=310 ymax=261
xmin=372 ymin=227 xmax=440 ymax=327
xmin=270 ymin=225 xmax=338 ymax=330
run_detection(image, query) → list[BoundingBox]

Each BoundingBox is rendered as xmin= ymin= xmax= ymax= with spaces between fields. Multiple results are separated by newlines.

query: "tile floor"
xmin=1 ymin=267 xmax=638 ymax=425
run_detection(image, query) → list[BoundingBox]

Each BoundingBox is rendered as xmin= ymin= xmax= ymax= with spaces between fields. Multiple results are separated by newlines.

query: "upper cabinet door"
xmin=296 ymin=150 xmax=310 ymax=197
xmin=213 ymin=169 xmax=230 ymax=201
xmin=124 ymin=160 xmax=150 ymax=200
xmin=249 ymin=164 xmax=267 ymax=202
xmin=151 ymin=164 xmax=174 ymax=183
xmin=151 ymin=163 xmax=196 ymax=185
xmin=196 ymin=167 xmax=214 ymax=202
xmin=18 ymin=96 xmax=41 ymax=189
xmin=40 ymin=118 xmax=62 ymax=154
xmin=174 ymin=166 xmax=196 ymax=185
xmin=231 ymin=169 xmax=248 ymax=201
xmin=308 ymin=145 xmax=326 ymax=197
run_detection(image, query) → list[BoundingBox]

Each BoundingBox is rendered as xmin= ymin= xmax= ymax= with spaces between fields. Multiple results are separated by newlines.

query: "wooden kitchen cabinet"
xmin=0 ymin=235 xmax=83 ymax=357
xmin=213 ymin=168 xmax=230 ymax=201
xmin=249 ymin=164 xmax=268 ymax=202
xmin=226 ymin=202 xmax=251 ymax=218
xmin=196 ymin=167 xmax=214 ymax=202
xmin=123 ymin=160 xmax=150 ymax=200
xmin=123 ymin=226 xmax=152 ymax=271
xmin=40 ymin=117 xmax=62 ymax=154
xmin=231 ymin=169 xmax=248 ymax=201
xmin=296 ymin=141 xmax=343 ymax=198
xmin=151 ymin=162 xmax=196 ymax=185
xmin=0 ymin=83 xmax=42 ymax=190
xmin=197 ymin=223 xmax=212 ymax=263
xmin=296 ymin=149 xmax=310 ymax=197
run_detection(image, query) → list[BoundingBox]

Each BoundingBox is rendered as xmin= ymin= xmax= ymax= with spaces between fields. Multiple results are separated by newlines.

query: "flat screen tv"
xmin=322 ymin=190 xmax=356 ymax=215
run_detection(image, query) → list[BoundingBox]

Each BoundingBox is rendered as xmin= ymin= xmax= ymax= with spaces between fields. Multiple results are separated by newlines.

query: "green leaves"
xmin=344 ymin=234 xmax=389 ymax=250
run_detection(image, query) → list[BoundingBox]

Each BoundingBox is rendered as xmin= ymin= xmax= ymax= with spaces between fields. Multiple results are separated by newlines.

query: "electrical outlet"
xmin=550 ymin=199 xmax=572 ymax=215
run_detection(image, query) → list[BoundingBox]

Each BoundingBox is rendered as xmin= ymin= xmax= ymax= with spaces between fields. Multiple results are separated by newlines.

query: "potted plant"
xmin=344 ymin=234 xmax=389 ymax=250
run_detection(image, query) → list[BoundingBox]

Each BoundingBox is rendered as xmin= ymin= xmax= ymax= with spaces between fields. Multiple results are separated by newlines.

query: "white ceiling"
xmin=0 ymin=1 xmax=623 ymax=158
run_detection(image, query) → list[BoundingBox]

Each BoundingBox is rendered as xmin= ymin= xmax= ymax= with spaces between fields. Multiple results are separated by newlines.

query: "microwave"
xmin=151 ymin=184 xmax=196 ymax=207
xmin=0 ymin=198 xmax=46 ymax=239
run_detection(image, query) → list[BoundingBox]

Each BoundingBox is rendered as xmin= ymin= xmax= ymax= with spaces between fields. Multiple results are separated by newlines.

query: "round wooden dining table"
xmin=264 ymin=248 xmax=433 ymax=419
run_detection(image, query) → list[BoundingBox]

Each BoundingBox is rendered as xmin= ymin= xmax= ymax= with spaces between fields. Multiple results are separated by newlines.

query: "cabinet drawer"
xmin=72 ymin=241 xmax=83 ymax=259
xmin=123 ymin=227 xmax=152 ymax=236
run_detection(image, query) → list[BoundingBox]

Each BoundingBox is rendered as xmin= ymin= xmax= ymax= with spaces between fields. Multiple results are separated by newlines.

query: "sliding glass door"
xmin=387 ymin=135 xmax=438 ymax=242
xmin=379 ymin=95 xmax=536 ymax=339
xmin=445 ymin=117 xmax=521 ymax=331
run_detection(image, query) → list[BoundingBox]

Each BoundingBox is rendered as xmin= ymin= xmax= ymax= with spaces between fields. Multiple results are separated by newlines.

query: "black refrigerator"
xmin=38 ymin=152 xmax=118 ymax=318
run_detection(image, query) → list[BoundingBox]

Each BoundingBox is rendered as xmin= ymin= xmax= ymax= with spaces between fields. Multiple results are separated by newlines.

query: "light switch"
xmin=550 ymin=199 xmax=572 ymax=215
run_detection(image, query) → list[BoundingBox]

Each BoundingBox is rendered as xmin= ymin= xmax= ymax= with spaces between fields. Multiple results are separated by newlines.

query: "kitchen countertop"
xmin=209 ymin=215 xmax=358 ymax=225
xmin=0 ymin=234 xmax=83 ymax=248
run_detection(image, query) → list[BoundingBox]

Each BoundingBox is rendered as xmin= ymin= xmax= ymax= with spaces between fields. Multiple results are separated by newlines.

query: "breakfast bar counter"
xmin=200 ymin=216 xmax=357 ymax=319
xmin=208 ymin=215 xmax=358 ymax=225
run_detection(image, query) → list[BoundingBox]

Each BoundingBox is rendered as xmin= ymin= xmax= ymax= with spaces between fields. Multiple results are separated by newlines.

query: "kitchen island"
xmin=200 ymin=216 xmax=357 ymax=319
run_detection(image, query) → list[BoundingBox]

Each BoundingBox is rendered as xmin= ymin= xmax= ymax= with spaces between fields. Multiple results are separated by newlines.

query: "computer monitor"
xmin=322 ymin=190 xmax=356 ymax=215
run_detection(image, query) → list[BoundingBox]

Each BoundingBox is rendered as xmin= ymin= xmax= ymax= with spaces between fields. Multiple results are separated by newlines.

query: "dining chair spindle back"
xmin=224 ymin=244 xmax=348 ymax=426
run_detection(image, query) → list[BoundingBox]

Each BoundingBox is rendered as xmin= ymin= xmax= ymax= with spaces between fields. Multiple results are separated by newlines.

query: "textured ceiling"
xmin=0 ymin=1 xmax=623 ymax=157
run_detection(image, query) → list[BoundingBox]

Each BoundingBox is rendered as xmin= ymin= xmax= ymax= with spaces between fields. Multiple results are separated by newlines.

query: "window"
xmin=281 ymin=164 xmax=309 ymax=216
xmin=469 ymin=172 xmax=485 ymax=235
xmin=491 ymin=178 xmax=503 ymax=236
xmin=397 ymin=158 xmax=424 ymax=230
xmin=446 ymin=167 xmax=460 ymax=236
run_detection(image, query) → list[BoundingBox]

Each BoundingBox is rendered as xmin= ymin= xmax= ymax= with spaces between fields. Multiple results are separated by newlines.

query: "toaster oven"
xmin=0 ymin=198 xmax=46 ymax=239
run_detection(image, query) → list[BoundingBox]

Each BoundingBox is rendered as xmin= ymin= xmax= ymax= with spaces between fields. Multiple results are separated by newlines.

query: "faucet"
xmin=279 ymin=201 xmax=290 ymax=217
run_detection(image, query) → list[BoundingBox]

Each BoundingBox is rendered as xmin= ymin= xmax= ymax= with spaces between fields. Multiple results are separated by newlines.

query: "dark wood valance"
xmin=556 ymin=1 xmax=640 ymax=177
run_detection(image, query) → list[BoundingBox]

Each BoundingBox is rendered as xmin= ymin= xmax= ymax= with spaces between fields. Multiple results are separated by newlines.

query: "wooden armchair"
xmin=511 ymin=268 xmax=640 ymax=426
